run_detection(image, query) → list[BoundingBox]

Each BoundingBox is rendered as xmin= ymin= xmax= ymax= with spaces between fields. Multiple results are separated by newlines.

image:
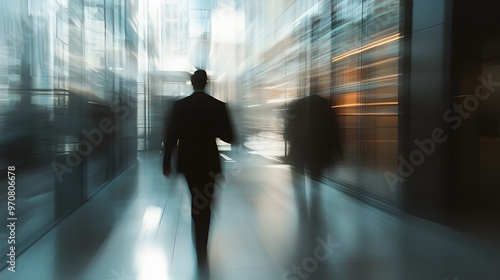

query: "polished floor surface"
xmin=1 ymin=150 xmax=499 ymax=280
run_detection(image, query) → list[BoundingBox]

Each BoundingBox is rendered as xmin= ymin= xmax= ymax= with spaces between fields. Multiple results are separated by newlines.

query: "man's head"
xmin=191 ymin=69 xmax=207 ymax=91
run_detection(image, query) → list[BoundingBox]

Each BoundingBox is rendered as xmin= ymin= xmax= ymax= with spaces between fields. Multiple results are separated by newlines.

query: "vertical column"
xmin=401 ymin=0 xmax=453 ymax=221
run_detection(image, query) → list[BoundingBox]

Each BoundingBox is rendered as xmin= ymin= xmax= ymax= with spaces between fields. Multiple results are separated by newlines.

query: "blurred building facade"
xmin=1 ymin=0 xmax=499 ymax=268
xmin=240 ymin=0 xmax=403 ymax=203
xmin=236 ymin=0 xmax=500 ymax=224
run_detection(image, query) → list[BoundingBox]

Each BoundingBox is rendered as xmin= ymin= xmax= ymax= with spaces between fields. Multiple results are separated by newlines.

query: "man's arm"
xmin=218 ymin=103 xmax=234 ymax=143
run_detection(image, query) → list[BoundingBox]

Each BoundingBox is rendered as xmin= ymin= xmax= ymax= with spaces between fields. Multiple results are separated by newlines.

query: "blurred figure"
xmin=163 ymin=69 xmax=234 ymax=266
xmin=284 ymin=81 xmax=342 ymax=228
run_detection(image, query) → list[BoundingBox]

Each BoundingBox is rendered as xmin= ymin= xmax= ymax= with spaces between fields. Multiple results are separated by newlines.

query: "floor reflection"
xmin=0 ymin=151 xmax=499 ymax=280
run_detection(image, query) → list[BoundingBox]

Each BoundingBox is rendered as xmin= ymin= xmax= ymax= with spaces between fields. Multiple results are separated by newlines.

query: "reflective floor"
xmin=1 ymin=150 xmax=500 ymax=280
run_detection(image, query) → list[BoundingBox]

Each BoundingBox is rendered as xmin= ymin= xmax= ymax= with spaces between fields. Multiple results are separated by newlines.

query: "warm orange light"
xmin=332 ymin=33 xmax=402 ymax=62
xmin=332 ymin=101 xmax=398 ymax=108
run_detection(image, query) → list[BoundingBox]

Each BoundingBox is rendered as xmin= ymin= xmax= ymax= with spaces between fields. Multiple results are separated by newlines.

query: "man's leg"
xmin=308 ymin=168 xmax=325 ymax=232
xmin=185 ymin=173 xmax=216 ymax=264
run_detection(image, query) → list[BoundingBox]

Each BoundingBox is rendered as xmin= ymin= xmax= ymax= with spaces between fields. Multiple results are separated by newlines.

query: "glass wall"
xmin=330 ymin=0 xmax=401 ymax=201
xmin=240 ymin=0 xmax=404 ymax=202
xmin=0 ymin=0 xmax=138 ymax=266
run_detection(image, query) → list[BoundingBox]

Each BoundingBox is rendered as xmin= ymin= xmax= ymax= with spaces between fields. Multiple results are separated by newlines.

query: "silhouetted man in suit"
xmin=284 ymin=81 xmax=342 ymax=227
xmin=163 ymin=69 xmax=234 ymax=265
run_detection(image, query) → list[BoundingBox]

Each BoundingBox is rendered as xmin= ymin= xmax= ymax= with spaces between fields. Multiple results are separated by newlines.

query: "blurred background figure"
xmin=284 ymin=79 xmax=342 ymax=228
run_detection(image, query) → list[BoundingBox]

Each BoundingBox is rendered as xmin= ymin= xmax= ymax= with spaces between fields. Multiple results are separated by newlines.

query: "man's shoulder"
xmin=180 ymin=92 xmax=226 ymax=105
xmin=173 ymin=95 xmax=195 ymax=106
xmin=206 ymin=94 xmax=226 ymax=106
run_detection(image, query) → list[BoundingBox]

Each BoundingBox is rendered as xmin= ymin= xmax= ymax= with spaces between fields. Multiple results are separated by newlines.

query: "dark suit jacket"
xmin=284 ymin=94 xmax=342 ymax=174
xmin=163 ymin=91 xmax=234 ymax=175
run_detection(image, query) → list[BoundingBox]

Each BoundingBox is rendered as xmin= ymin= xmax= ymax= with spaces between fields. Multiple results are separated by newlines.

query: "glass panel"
xmin=240 ymin=0 xmax=403 ymax=202
xmin=330 ymin=0 xmax=401 ymax=202
xmin=0 ymin=0 xmax=138 ymax=265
